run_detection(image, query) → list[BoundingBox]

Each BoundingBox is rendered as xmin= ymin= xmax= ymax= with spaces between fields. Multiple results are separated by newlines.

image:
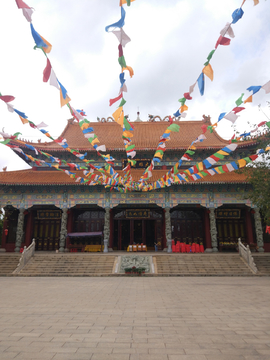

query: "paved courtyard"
xmin=0 ymin=277 xmax=269 ymax=360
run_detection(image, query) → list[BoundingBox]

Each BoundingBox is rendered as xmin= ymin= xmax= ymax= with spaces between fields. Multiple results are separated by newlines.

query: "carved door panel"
xmin=34 ymin=219 xmax=61 ymax=251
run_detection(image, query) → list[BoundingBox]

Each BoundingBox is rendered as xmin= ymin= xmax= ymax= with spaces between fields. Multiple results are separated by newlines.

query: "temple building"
xmin=0 ymin=115 xmax=269 ymax=253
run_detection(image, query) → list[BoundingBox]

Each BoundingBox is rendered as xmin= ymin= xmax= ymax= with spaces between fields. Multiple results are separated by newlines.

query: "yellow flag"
xmin=91 ymin=137 xmax=100 ymax=146
xmin=238 ymin=159 xmax=247 ymax=168
xmin=120 ymin=0 xmax=135 ymax=5
xmin=180 ymin=104 xmax=188 ymax=112
xmin=122 ymin=66 xmax=134 ymax=78
xmin=203 ymin=64 xmax=214 ymax=81
xmin=117 ymin=111 xmax=124 ymax=128
xmin=40 ymin=35 xmax=52 ymax=54
xmin=197 ymin=162 xmax=204 ymax=171
xmin=244 ymin=95 xmax=253 ymax=104
xmin=112 ymin=106 xmax=123 ymax=122
xmin=19 ymin=116 xmax=29 ymax=124
xmin=60 ymin=89 xmax=71 ymax=107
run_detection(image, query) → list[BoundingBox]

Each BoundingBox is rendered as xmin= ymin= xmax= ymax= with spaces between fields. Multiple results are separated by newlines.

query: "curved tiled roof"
xmin=0 ymin=169 xmax=248 ymax=186
xmin=11 ymin=119 xmax=258 ymax=152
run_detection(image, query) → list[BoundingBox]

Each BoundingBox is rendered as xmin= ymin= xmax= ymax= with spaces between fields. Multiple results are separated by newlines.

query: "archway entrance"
xmin=112 ymin=207 xmax=163 ymax=250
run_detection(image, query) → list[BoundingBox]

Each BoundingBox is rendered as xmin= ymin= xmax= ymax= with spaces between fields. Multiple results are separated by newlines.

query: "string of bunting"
xmin=106 ymin=1 xmax=137 ymax=188
xmin=0 ymin=0 xmax=266 ymax=193
xmin=13 ymin=0 xmax=126 ymax=185
xmin=172 ymin=0 xmax=263 ymax=119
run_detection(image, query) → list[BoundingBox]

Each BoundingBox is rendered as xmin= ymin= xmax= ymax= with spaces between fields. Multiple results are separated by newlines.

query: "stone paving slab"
xmin=0 ymin=277 xmax=269 ymax=360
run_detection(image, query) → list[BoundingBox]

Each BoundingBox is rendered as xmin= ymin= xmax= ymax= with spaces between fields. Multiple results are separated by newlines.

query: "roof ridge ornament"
xmin=202 ymin=115 xmax=211 ymax=124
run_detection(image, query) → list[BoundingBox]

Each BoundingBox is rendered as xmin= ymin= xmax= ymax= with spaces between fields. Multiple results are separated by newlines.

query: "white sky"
xmin=0 ymin=0 xmax=269 ymax=171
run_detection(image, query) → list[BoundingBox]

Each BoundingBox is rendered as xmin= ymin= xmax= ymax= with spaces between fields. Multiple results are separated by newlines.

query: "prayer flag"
xmin=244 ymin=95 xmax=253 ymax=104
xmin=109 ymin=93 xmax=123 ymax=106
xmin=232 ymin=8 xmax=244 ymax=24
xmin=247 ymin=85 xmax=261 ymax=95
xmin=262 ymin=80 xmax=270 ymax=94
xmin=15 ymin=0 xmax=31 ymax=9
xmin=105 ymin=6 xmax=126 ymax=32
xmin=43 ymin=58 xmax=52 ymax=83
xmin=220 ymin=23 xmax=235 ymax=38
xmin=203 ymin=64 xmax=214 ymax=81
xmin=22 ymin=8 xmax=33 ymax=22
xmin=223 ymin=112 xmax=239 ymax=123
xmin=197 ymin=73 xmax=205 ymax=96
xmin=0 ymin=95 xmax=15 ymax=103
xmin=112 ymin=28 xmax=131 ymax=47
xmin=215 ymin=36 xmax=231 ymax=49
xmin=235 ymin=93 xmax=245 ymax=106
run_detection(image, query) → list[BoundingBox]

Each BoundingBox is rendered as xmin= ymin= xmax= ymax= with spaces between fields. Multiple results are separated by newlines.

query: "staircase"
xmin=253 ymin=254 xmax=270 ymax=275
xmin=16 ymin=253 xmax=116 ymax=276
xmin=154 ymin=253 xmax=254 ymax=276
xmin=0 ymin=254 xmax=21 ymax=276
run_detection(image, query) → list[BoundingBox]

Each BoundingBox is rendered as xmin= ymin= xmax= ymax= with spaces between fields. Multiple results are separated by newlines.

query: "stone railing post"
xmin=15 ymin=208 xmax=25 ymax=252
xmin=254 ymin=208 xmax=264 ymax=252
xmin=103 ymin=207 xmax=110 ymax=253
xmin=165 ymin=208 xmax=172 ymax=253
xmin=59 ymin=208 xmax=68 ymax=253
xmin=209 ymin=207 xmax=218 ymax=252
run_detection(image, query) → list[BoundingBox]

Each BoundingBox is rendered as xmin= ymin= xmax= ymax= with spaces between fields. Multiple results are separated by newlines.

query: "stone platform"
xmin=0 ymin=277 xmax=270 ymax=360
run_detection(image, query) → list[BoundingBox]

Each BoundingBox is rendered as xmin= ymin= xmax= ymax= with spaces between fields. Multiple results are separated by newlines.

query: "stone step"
xmin=0 ymin=254 xmax=21 ymax=275
xmin=253 ymin=254 xmax=270 ymax=275
xmin=155 ymin=254 xmax=254 ymax=276
xmin=18 ymin=254 xmax=116 ymax=276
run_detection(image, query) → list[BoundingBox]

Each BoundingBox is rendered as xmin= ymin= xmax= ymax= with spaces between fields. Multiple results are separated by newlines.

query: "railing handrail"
xmin=238 ymin=238 xmax=258 ymax=274
xmin=13 ymin=238 xmax=35 ymax=274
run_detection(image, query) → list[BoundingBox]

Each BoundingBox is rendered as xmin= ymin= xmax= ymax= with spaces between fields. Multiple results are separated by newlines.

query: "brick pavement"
xmin=0 ymin=277 xmax=269 ymax=360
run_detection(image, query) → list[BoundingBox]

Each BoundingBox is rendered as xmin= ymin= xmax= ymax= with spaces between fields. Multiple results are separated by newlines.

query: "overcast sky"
xmin=0 ymin=0 xmax=269 ymax=171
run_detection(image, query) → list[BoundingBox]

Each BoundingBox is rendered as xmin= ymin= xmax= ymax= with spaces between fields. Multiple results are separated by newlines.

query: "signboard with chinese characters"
xmin=122 ymin=159 xmax=151 ymax=169
xmin=216 ymin=209 xmax=241 ymax=219
xmin=126 ymin=209 xmax=150 ymax=218
xmin=37 ymin=210 xmax=62 ymax=220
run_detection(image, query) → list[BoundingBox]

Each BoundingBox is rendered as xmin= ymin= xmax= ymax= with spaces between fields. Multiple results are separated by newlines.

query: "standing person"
xmin=154 ymin=242 xmax=158 ymax=252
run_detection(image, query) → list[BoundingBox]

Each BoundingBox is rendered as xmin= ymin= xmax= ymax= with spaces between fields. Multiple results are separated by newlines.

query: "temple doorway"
xmin=34 ymin=218 xmax=61 ymax=251
xmin=112 ymin=207 xmax=163 ymax=250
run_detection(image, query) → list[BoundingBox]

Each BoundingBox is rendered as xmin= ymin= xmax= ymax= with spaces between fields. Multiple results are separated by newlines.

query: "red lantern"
xmin=265 ymin=226 xmax=270 ymax=234
xmin=4 ymin=229 xmax=8 ymax=236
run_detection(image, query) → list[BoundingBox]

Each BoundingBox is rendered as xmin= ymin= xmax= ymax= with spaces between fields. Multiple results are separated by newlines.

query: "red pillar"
xmin=109 ymin=209 xmax=113 ymax=249
xmin=118 ymin=220 xmax=122 ymax=250
xmin=162 ymin=209 xmax=166 ymax=249
xmin=204 ymin=209 xmax=212 ymax=250
xmin=0 ymin=213 xmax=9 ymax=251
xmin=245 ymin=208 xmax=254 ymax=244
xmin=24 ymin=210 xmax=34 ymax=247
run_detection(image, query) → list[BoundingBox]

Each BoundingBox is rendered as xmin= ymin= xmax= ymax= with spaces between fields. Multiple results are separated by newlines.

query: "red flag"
xmin=258 ymin=121 xmax=267 ymax=127
xmin=249 ymin=154 xmax=258 ymax=161
xmin=232 ymin=107 xmax=245 ymax=114
xmin=15 ymin=0 xmax=31 ymax=9
xmin=109 ymin=93 xmax=123 ymax=106
xmin=184 ymin=92 xmax=192 ymax=100
xmin=118 ymin=44 xmax=123 ymax=57
xmin=201 ymin=124 xmax=207 ymax=134
xmin=43 ymin=58 xmax=52 ymax=83
xmin=215 ymin=36 xmax=231 ymax=49
xmin=0 ymin=95 xmax=15 ymax=103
